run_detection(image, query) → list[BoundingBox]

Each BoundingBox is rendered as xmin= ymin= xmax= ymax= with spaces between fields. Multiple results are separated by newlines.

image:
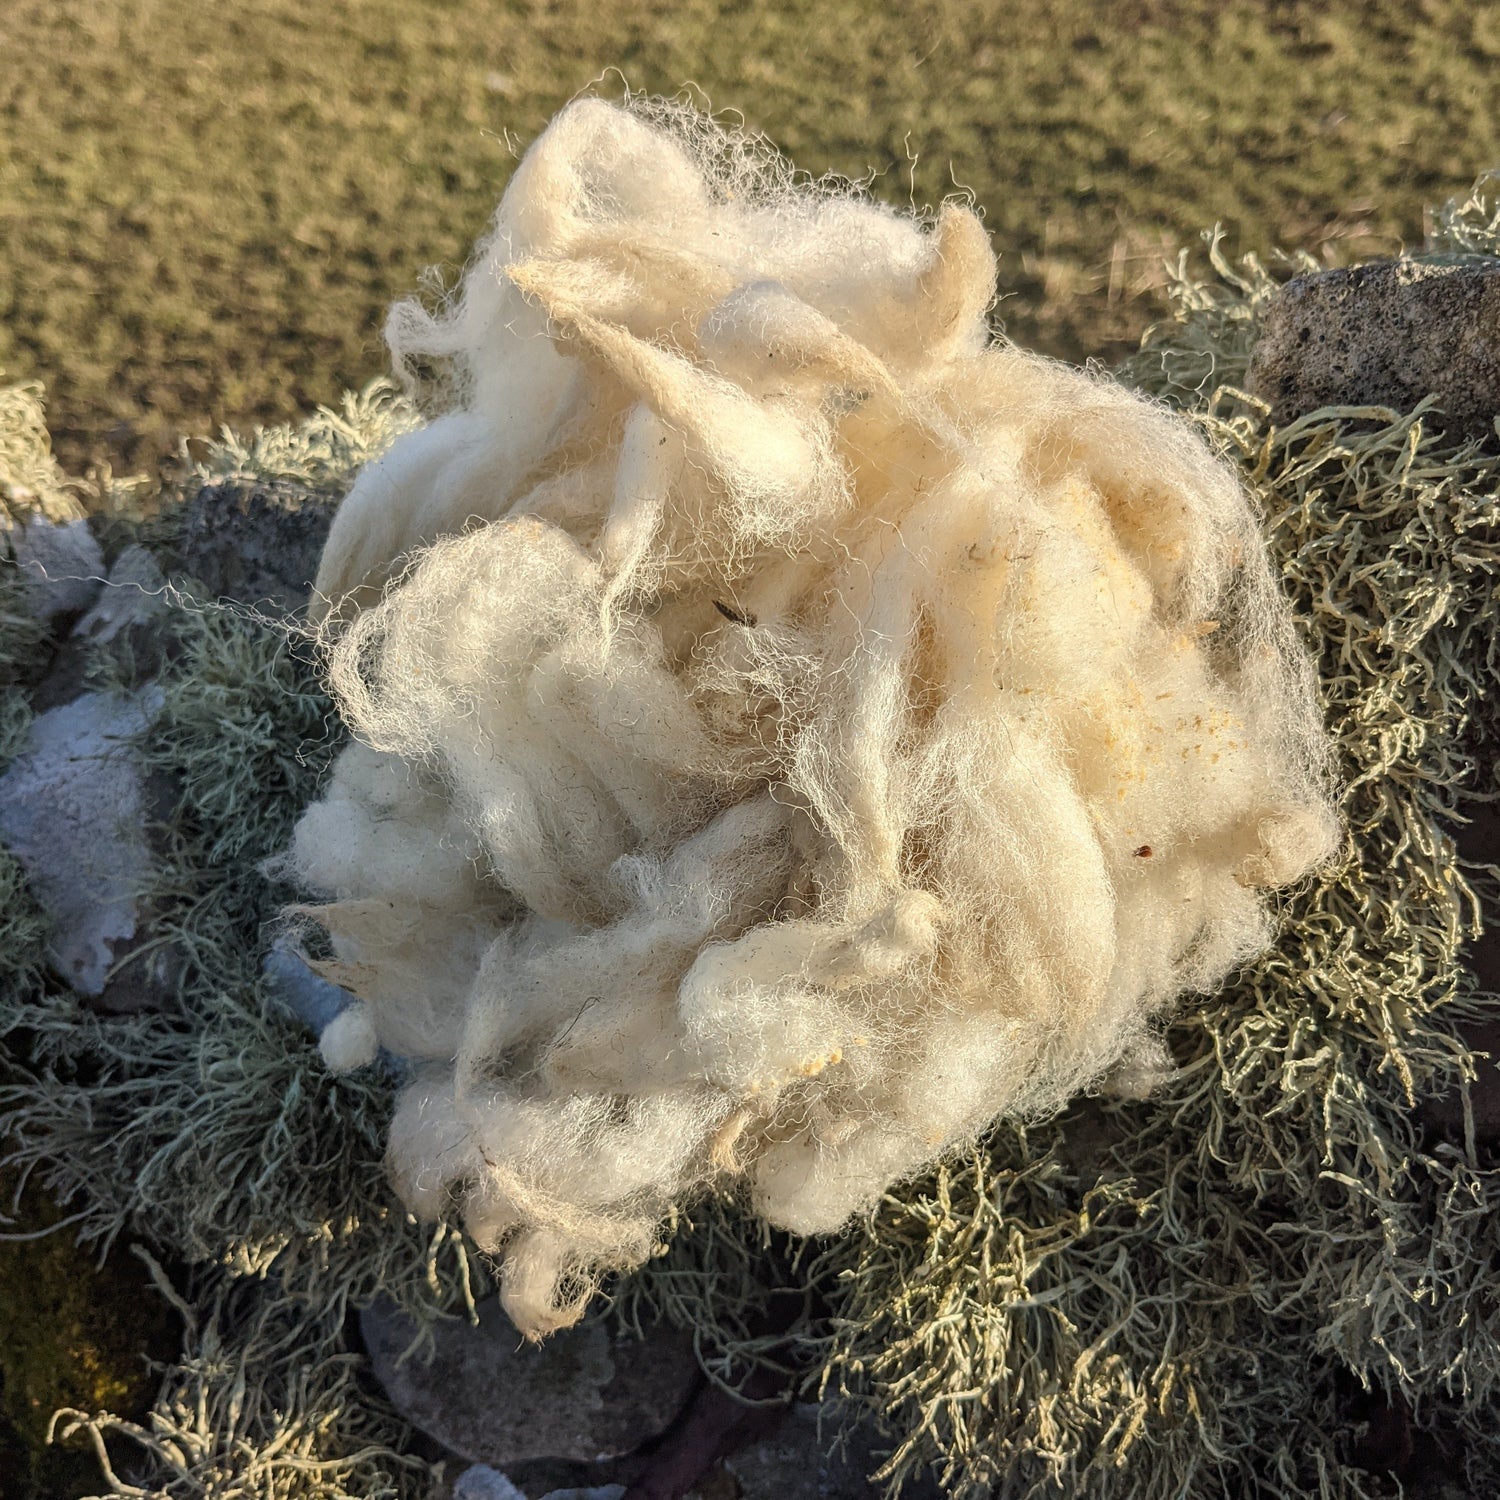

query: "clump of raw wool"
xmin=288 ymin=96 xmax=1339 ymax=1339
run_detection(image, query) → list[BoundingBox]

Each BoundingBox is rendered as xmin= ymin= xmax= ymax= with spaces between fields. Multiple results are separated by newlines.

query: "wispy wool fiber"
xmin=290 ymin=97 xmax=1340 ymax=1338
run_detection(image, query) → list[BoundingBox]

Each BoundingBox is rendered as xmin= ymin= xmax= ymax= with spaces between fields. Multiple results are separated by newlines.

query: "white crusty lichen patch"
xmin=0 ymin=687 xmax=162 ymax=995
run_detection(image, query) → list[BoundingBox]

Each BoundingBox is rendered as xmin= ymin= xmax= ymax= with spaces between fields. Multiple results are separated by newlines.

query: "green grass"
xmin=3 ymin=0 xmax=1500 ymax=473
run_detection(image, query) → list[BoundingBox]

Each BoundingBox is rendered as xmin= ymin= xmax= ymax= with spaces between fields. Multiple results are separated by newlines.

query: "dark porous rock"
xmin=724 ymin=1404 xmax=943 ymax=1500
xmin=360 ymin=1297 xmax=699 ymax=1469
xmin=1246 ymin=259 xmax=1500 ymax=441
xmin=173 ymin=476 xmax=339 ymax=612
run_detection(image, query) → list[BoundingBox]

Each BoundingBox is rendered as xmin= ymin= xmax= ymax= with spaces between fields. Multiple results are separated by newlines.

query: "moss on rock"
xmin=0 ymin=1176 xmax=178 ymax=1500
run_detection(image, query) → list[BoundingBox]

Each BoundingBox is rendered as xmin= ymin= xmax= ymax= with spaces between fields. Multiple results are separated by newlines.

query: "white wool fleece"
xmin=286 ymin=97 xmax=1339 ymax=1339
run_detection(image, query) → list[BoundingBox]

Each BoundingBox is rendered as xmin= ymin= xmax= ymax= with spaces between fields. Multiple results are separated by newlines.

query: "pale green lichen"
xmin=1426 ymin=169 xmax=1500 ymax=260
xmin=189 ymin=378 xmax=421 ymax=490
xmin=0 ymin=376 xmax=87 ymax=530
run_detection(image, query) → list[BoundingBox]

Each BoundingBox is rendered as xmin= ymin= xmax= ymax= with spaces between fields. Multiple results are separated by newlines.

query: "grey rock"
xmin=10 ymin=514 xmax=105 ymax=620
xmin=452 ymin=1470 xmax=628 ymax=1500
xmin=263 ymin=942 xmax=408 ymax=1076
xmin=73 ymin=544 xmax=168 ymax=645
xmin=1246 ymin=258 xmax=1500 ymax=440
xmin=174 ymin=475 xmax=338 ymax=611
xmin=361 ymin=1297 xmax=699 ymax=1468
xmin=28 ymin=544 xmax=179 ymax=714
xmin=263 ymin=941 xmax=356 ymax=1035
xmin=452 ymin=1467 xmax=529 ymax=1500
xmin=723 ymin=1405 xmax=884 ymax=1500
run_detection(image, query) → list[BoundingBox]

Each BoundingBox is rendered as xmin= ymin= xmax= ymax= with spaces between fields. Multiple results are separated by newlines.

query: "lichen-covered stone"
xmin=8 ymin=516 xmax=104 ymax=622
xmin=1246 ymin=259 xmax=1500 ymax=439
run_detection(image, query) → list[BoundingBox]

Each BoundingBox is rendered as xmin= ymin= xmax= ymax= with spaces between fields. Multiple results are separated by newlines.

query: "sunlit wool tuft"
xmin=288 ymin=97 xmax=1339 ymax=1339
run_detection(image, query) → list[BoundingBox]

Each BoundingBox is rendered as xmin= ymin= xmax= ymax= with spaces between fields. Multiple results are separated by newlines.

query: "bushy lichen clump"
xmin=3 ymin=177 xmax=1500 ymax=1498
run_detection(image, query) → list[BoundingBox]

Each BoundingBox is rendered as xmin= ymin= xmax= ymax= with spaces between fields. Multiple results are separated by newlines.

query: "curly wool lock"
xmin=287 ymin=97 xmax=1339 ymax=1339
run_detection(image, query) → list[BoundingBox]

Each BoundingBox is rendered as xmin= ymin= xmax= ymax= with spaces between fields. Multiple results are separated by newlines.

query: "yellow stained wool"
xmin=286 ymin=97 xmax=1339 ymax=1339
